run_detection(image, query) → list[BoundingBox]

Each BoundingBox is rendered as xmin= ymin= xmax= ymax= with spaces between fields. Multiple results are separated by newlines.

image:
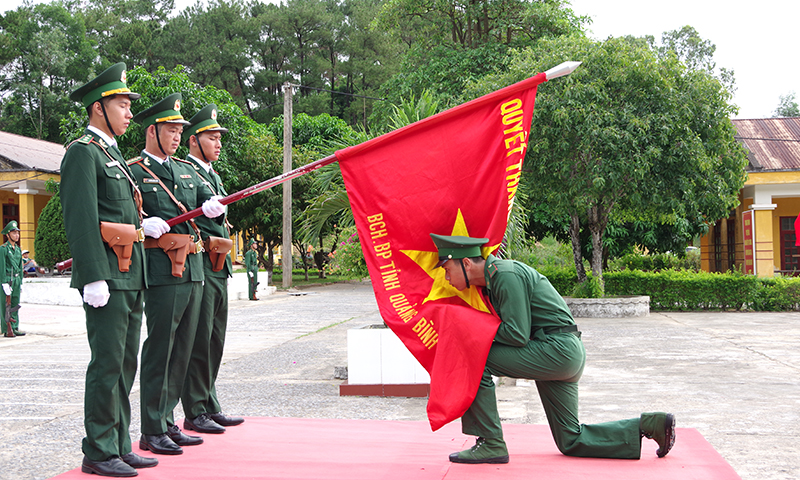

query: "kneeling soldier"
xmin=431 ymin=234 xmax=675 ymax=464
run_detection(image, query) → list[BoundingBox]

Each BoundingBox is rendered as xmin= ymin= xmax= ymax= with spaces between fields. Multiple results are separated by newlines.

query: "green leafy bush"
xmin=604 ymin=269 xmax=759 ymax=310
xmin=609 ymin=251 xmax=700 ymax=272
xmin=34 ymin=184 xmax=70 ymax=269
xmin=536 ymin=265 xmax=579 ymax=296
xmin=751 ymin=277 xmax=800 ymax=311
xmin=571 ymin=275 xmax=604 ymax=298
xmin=326 ymin=227 xmax=369 ymax=279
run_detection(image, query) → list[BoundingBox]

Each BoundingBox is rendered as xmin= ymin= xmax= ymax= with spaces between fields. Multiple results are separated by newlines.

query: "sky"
xmin=4 ymin=0 xmax=797 ymax=118
xmin=568 ymin=0 xmax=799 ymax=118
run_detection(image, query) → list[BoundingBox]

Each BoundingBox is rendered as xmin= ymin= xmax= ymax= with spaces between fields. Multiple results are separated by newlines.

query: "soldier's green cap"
xmin=69 ymin=62 xmax=141 ymax=108
xmin=1 ymin=221 xmax=20 ymax=235
xmin=248 ymin=238 xmax=257 ymax=246
xmin=183 ymin=104 xmax=229 ymax=142
xmin=430 ymin=234 xmax=488 ymax=267
xmin=133 ymin=93 xmax=191 ymax=129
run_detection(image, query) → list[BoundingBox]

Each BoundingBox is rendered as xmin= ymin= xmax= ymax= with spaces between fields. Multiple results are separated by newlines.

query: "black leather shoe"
xmin=184 ymin=413 xmax=225 ymax=434
xmin=167 ymin=424 xmax=203 ymax=446
xmin=120 ymin=452 xmax=158 ymax=469
xmin=139 ymin=433 xmax=183 ymax=455
xmin=209 ymin=412 xmax=245 ymax=426
xmin=81 ymin=455 xmax=138 ymax=477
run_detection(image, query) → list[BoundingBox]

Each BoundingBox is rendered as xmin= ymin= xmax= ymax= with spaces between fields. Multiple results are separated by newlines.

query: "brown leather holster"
xmin=204 ymin=236 xmax=233 ymax=272
xmin=144 ymin=233 xmax=197 ymax=277
xmin=100 ymin=222 xmax=143 ymax=272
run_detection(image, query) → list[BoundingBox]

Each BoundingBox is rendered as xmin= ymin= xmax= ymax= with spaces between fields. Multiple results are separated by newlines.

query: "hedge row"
xmin=537 ymin=266 xmax=800 ymax=311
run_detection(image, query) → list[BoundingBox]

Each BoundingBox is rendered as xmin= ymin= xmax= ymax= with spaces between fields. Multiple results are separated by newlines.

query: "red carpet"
xmin=52 ymin=417 xmax=740 ymax=479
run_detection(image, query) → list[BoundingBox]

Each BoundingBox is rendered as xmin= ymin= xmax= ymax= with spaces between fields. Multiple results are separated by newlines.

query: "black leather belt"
xmin=532 ymin=324 xmax=580 ymax=338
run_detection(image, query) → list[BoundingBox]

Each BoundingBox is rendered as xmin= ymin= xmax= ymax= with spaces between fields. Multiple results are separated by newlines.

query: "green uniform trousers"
xmin=82 ymin=289 xmax=144 ymax=461
xmin=140 ymin=281 xmax=202 ymax=434
xmin=462 ymin=331 xmax=642 ymax=459
xmin=248 ymin=270 xmax=257 ymax=300
xmin=181 ymin=274 xmax=228 ymax=417
xmin=1 ymin=276 xmax=21 ymax=335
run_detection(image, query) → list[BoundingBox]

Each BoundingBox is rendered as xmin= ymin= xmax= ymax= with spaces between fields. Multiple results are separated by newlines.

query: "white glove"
xmin=83 ymin=280 xmax=110 ymax=308
xmin=142 ymin=217 xmax=170 ymax=238
xmin=202 ymin=196 xmax=225 ymax=218
xmin=2 ymin=284 xmax=10 ymax=296
xmin=248 ymin=271 xmax=253 ymax=278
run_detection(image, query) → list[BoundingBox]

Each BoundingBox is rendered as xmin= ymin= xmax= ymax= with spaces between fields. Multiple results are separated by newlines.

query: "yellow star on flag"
xmin=401 ymin=210 xmax=500 ymax=312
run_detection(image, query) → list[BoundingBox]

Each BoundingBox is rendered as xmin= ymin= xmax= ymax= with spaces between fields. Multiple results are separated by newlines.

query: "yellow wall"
xmin=0 ymin=182 xmax=58 ymax=257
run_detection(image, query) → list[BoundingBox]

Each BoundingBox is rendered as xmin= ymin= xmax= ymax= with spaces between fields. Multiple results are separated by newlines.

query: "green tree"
xmin=773 ymin=91 xmax=800 ymax=117
xmin=467 ymin=35 xmax=748 ymax=294
xmin=373 ymin=0 xmax=586 ymax=48
xmin=0 ymin=1 xmax=94 ymax=142
xmin=160 ymin=0 xmax=256 ymax=115
xmin=82 ymin=0 xmax=174 ymax=69
xmin=370 ymin=0 xmax=586 ymax=127
xmin=34 ymin=180 xmax=70 ymax=269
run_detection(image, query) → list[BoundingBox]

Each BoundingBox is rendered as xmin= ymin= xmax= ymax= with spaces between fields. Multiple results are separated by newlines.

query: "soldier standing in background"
xmin=244 ymin=239 xmax=259 ymax=301
xmin=0 ymin=221 xmax=24 ymax=337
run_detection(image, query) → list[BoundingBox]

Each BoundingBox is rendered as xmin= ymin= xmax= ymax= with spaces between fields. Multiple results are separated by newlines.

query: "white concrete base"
xmin=20 ymin=271 xmax=275 ymax=306
xmin=565 ymin=295 xmax=650 ymax=318
xmin=347 ymin=324 xmax=430 ymax=385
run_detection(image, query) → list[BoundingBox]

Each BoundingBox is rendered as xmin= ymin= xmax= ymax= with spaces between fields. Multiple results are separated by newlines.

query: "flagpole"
xmin=167 ymin=153 xmax=338 ymax=226
xmin=55 ymin=153 xmax=339 ymax=272
xmin=56 ymin=61 xmax=583 ymax=273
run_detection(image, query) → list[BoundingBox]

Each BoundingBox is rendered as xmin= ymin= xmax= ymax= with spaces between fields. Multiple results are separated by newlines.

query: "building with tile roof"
xmin=0 ymin=130 xmax=63 ymax=257
xmin=701 ymin=117 xmax=800 ymax=276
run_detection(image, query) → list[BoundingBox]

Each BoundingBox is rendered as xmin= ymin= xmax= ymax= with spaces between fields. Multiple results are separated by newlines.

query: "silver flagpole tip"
xmin=544 ymin=61 xmax=582 ymax=81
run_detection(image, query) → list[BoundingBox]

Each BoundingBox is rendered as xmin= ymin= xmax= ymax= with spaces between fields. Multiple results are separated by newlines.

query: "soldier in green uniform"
xmin=61 ymin=62 xmax=158 ymax=477
xmin=0 ymin=221 xmax=24 ymax=337
xmin=128 ymin=93 xmax=226 ymax=456
xmin=244 ymin=239 xmax=259 ymax=300
xmin=180 ymin=105 xmax=244 ymax=434
xmin=430 ymin=234 xmax=675 ymax=464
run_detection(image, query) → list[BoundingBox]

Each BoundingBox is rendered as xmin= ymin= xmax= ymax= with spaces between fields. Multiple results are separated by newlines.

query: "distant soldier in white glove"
xmin=0 ymin=221 xmax=23 ymax=337
xmin=244 ymin=238 xmax=260 ymax=301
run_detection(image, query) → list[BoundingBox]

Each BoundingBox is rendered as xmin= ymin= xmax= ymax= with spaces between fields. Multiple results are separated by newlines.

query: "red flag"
xmin=336 ymin=73 xmax=547 ymax=430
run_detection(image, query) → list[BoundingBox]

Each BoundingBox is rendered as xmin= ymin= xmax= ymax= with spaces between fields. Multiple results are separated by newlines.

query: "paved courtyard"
xmin=0 ymin=280 xmax=797 ymax=479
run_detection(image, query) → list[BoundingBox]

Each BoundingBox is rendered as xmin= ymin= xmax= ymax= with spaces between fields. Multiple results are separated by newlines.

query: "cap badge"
xmin=121 ymin=70 xmax=127 ymax=83
xmin=174 ymin=99 xmax=181 ymax=111
xmin=211 ymin=109 xmax=217 ymax=120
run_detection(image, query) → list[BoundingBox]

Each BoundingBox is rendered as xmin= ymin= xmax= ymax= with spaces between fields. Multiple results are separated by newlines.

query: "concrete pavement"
xmin=0 ymin=280 xmax=798 ymax=479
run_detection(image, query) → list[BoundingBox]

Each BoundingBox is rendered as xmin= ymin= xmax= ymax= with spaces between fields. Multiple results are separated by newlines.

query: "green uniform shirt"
xmin=60 ymin=129 xmax=145 ymax=291
xmin=128 ymin=152 xmax=211 ymax=286
xmin=0 ymin=241 xmax=22 ymax=288
xmin=483 ymin=254 xmax=574 ymax=347
xmin=185 ymin=155 xmax=232 ymax=278
xmin=244 ymin=249 xmax=259 ymax=272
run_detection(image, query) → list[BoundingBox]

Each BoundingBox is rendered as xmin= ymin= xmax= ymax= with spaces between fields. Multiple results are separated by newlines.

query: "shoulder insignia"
xmin=77 ymin=134 xmax=93 ymax=144
xmin=487 ymin=263 xmax=499 ymax=278
xmin=127 ymin=156 xmax=143 ymax=166
xmin=173 ymin=158 xmax=192 ymax=165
